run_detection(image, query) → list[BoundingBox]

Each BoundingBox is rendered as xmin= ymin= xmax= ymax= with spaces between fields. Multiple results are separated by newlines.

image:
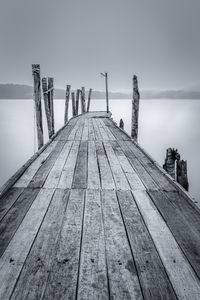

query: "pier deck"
xmin=0 ymin=111 xmax=200 ymax=299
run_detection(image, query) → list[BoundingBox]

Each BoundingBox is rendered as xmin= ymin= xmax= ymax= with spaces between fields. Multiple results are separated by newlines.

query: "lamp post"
xmin=100 ymin=72 xmax=109 ymax=113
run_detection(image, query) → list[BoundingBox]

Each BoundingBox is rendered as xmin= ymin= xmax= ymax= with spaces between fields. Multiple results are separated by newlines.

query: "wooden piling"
xmin=163 ymin=148 xmax=178 ymax=179
xmin=32 ymin=64 xmax=44 ymax=150
xmin=119 ymin=118 xmax=124 ymax=129
xmin=71 ymin=92 xmax=76 ymax=117
xmin=64 ymin=85 xmax=71 ymax=123
xmin=48 ymin=77 xmax=55 ymax=135
xmin=131 ymin=75 xmax=140 ymax=140
xmin=176 ymin=159 xmax=189 ymax=191
xmin=42 ymin=77 xmax=53 ymax=138
xmin=87 ymin=88 xmax=92 ymax=112
xmin=81 ymin=87 xmax=86 ymax=113
xmin=76 ymin=89 xmax=80 ymax=116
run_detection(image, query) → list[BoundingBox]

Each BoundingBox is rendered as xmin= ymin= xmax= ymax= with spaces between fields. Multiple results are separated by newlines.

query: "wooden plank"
xmin=42 ymin=189 xmax=85 ymax=300
xmin=95 ymin=141 xmax=115 ymax=190
xmin=44 ymin=141 xmax=73 ymax=188
xmin=75 ymin=119 xmax=84 ymax=140
xmin=88 ymin=118 xmax=95 ymax=140
xmin=98 ymin=118 xmax=116 ymax=140
xmin=58 ymin=141 xmax=80 ymax=189
xmin=111 ymin=141 xmax=145 ymax=191
xmin=68 ymin=119 xmax=81 ymax=140
xmin=101 ymin=190 xmax=143 ymax=299
xmin=77 ymin=189 xmax=109 ymax=299
xmin=72 ymin=141 xmax=88 ymax=189
xmin=11 ymin=189 xmax=70 ymax=300
xmin=87 ymin=141 xmax=100 ymax=189
xmin=14 ymin=141 xmax=58 ymax=187
xmin=0 ymin=187 xmax=24 ymax=222
xmin=103 ymin=141 xmax=130 ymax=190
xmin=28 ymin=141 xmax=65 ymax=188
xmin=117 ymin=190 xmax=177 ymax=299
xmin=148 ymin=189 xmax=200 ymax=278
xmin=133 ymin=190 xmax=200 ymax=299
xmin=0 ymin=188 xmax=40 ymax=257
xmin=92 ymin=118 xmax=102 ymax=140
xmin=95 ymin=118 xmax=109 ymax=140
xmin=55 ymin=125 xmax=74 ymax=141
xmin=81 ymin=119 xmax=89 ymax=140
xmin=103 ymin=118 xmax=128 ymax=140
xmin=0 ymin=188 xmax=55 ymax=299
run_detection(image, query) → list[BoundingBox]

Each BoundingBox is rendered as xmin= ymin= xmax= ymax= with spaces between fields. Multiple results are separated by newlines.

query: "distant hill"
xmin=0 ymin=84 xmax=200 ymax=99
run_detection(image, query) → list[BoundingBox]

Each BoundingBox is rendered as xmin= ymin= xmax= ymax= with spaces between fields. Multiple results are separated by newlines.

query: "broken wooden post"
xmin=131 ymin=75 xmax=140 ymax=140
xmin=64 ymin=85 xmax=71 ymax=123
xmin=42 ymin=77 xmax=53 ymax=138
xmin=81 ymin=87 xmax=86 ymax=113
xmin=87 ymin=88 xmax=92 ymax=112
xmin=71 ymin=92 xmax=76 ymax=117
xmin=176 ymin=159 xmax=189 ymax=191
xmin=119 ymin=118 xmax=124 ymax=129
xmin=76 ymin=89 xmax=80 ymax=116
xmin=32 ymin=64 xmax=44 ymax=150
xmin=163 ymin=148 xmax=178 ymax=179
xmin=48 ymin=77 xmax=55 ymax=135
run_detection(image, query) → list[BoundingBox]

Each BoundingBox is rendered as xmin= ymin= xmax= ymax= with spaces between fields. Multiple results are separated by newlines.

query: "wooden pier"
xmin=0 ymin=111 xmax=200 ymax=299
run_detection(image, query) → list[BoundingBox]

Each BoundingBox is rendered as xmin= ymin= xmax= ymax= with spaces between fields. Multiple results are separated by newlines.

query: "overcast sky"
xmin=0 ymin=0 xmax=200 ymax=91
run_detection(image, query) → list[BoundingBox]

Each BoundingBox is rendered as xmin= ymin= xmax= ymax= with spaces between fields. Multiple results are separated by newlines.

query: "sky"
xmin=0 ymin=0 xmax=200 ymax=91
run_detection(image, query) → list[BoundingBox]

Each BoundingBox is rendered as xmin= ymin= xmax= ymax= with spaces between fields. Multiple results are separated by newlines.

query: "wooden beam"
xmin=42 ymin=77 xmax=53 ymax=138
xmin=71 ymin=92 xmax=76 ymax=117
xmin=64 ymin=85 xmax=71 ymax=123
xmin=48 ymin=77 xmax=55 ymax=135
xmin=131 ymin=75 xmax=140 ymax=140
xmin=75 ymin=89 xmax=80 ymax=116
xmin=119 ymin=118 xmax=124 ymax=129
xmin=176 ymin=159 xmax=189 ymax=191
xmin=87 ymin=88 xmax=92 ymax=112
xmin=81 ymin=87 xmax=86 ymax=113
xmin=32 ymin=64 xmax=44 ymax=149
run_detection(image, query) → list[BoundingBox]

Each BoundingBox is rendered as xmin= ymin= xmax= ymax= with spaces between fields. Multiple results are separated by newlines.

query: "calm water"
xmin=0 ymin=99 xmax=199 ymax=204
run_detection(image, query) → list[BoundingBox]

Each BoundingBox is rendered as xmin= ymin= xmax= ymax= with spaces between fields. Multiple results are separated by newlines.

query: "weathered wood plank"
xmin=0 ymin=188 xmax=40 ymax=257
xmin=148 ymin=189 xmax=200 ymax=278
xmin=101 ymin=190 xmax=143 ymax=299
xmin=42 ymin=189 xmax=85 ymax=300
xmin=11 ymin=189 xmax=70 ymax=300
xmin=81 ymin=119 xmax=89 ymax=140
xmin=72 ymin=141 xmax=88 ymax=189
xmin=92 ymin=118 xmax=102 ymax=140
xmin=77 ymin=189 xmax=109 ymax=299
xmin=68 ymin=119 xmax=81 ymax=140
xmin=103 ymin=118 xmax=128 ymax=140
xmin=103 ymin=141 xmax=130 ymax=190
xmin=98 ymin=118 xmax=116 ymax=140
xmin=58 ymin=141 xmax=80 ymax=189
xmin=75 ymin=119 xmax=84 ymax=140
xmin=0 ymin=188 xmax=55 ymax=299
xmin=87 ymin=141 xmax=100 ymax=189
xmin=95 ymin=119 xmax=109 ymax=140
xmin=28 ymin=141 xmax=65 ymax=188
xmin=133 ymin=190 xmax=200 ymax=299
xmin=44 ymin=141 xmax=73 ymax=188
xmin=14 ymin=141 xmax=58 ymax=187
xmin=117 ymin=190 xmax=177 ymax=299
xmin=95 ymin=141 xmax=115 ymax=190
xmin=111 ymin=141 xmax=145 ymax=191
xmin=0 ymin=187 xmax=24 ymax=222
xmin=88 ymin=118 xmax=96 ymax=140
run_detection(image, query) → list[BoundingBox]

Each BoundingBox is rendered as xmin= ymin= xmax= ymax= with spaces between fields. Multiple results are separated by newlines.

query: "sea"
xmin=0 ymin=99 xmax=199 ymax=204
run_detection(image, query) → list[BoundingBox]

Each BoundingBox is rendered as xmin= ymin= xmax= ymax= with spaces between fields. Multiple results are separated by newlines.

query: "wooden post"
xmin=87 ymin=88 xmax=92 ymax=112
xmin=119 ymin=118 xmax=124 ymax=129
xmin=176 ymin=159 xmax=189 ymax=191
xmin=101 ymin=72 xmax=109 ymax=113
xmin=32 ymin=64 xmax=44 ymax=150
xmin=131 ymin=75 xmax=140 ymax=140
xmin=81 ymin=87 xmax=86 ymax=113
xmin=76 ymin=89 xmax=80 ymax=116
xmin=48 ymin=77 xmax=55 ymax=135
xmin=163 ymin=148 xmax=178 ymax=179
xmin=64 ymin=85 xmax=71 ymax=123
xmin=42 ymin=77 xmax=53 ymax=138
xmin=71 ymin=92 xmax=76 ymax=117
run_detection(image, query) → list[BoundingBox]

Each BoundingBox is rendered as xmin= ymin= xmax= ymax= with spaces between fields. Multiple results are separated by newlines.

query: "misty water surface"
xmin=0 ymin=99 xmax=199 ymax=204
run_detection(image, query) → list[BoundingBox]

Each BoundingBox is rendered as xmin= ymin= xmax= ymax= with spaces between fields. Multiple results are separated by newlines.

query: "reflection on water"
xmin=0 ymin=99 xmax=199 ymax=204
